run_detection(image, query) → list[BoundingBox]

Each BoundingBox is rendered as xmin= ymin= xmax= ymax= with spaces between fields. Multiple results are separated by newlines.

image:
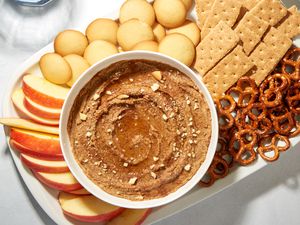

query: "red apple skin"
xmin=23 ymin=80 xmax=64 ymax=108
xmin=10 ymin=139 xmax=64 ymax=161
xmin=67 ymin=188 xmax=90 ymax=195
xmin=23 ymin=97 xmax=60 ymax=119
xmin=107 ymin=208 xmax=152 ymax=225
xmin=10 ymin=128 xmax=62 ymax=157
xmin=63 ymin=207 xmax=125 ymax=223
xmin=33 ymin=171 xmax=82 ymax=191
xmin=20 ymin=154 xmax=69 ymax=173
xmin=135 ymin=209 xmax=152 ymax=225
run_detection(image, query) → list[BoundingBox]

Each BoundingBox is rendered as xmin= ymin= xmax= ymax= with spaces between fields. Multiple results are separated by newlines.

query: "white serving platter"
xmin=2 ymin=3 xmax=300 ymax=225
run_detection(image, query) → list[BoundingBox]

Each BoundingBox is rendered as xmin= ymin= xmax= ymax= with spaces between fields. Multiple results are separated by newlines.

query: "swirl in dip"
xmin=67 ymin=60 xmax=211 ymax=200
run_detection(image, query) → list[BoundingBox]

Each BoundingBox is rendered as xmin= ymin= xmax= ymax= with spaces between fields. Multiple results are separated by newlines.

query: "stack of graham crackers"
xmin=194 ymin=0 xmax=300 ymax=100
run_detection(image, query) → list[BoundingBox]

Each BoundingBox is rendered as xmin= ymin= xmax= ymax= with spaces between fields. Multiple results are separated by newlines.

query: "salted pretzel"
xmin=290 ymin=114 xmax=300 ymax=137
xmin=229 ymin=129 xmax=258 ymax=165
xmin=256 ymin=117 xmax=273 ymax=137
xmin=199 ymin=155 xmax=229 ymax=187
xmin=257 ymin=134 xmax=290 ymax=162
xmin=286 ymin=82 xmax=300 ymax=114
xmin=235 ymin=109 xmax=258 ymax=130
xmin=247 ymin=102 xmax=268 ymax=120
xmin=236 ymin=76 xmax=259 ymax=92
xmin=215 ymin=95 xmax=236 ymax=131
xmin=227 ymin=87 xmax=258 ymax=108
xmin=216 ymin=138 xmax=234 ymax=168
xmin=227 ymin=77 xmax=258 ymax=109
xmin=282 ymin=48 xmax=300 ymax=80
xmin=269 ymin=105 xmax=295 ymax=135
xmin=259 ymin=73 xmax=290 ymax=107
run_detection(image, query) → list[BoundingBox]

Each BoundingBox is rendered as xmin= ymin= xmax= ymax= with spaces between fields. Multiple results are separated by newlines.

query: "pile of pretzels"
xmin=200 ymin=47 xmax=300 ymax=187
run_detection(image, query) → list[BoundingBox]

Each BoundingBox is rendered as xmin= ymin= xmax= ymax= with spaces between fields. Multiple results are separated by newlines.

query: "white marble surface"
xmin=1 ymin=1 xmax=300 ymax=225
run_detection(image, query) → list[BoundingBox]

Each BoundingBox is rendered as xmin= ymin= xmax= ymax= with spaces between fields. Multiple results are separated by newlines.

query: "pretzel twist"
xmin=257 ymin=134 xmax=290 ymax=162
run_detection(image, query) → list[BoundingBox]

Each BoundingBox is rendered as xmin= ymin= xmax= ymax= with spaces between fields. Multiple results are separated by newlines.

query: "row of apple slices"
xmin=11 ymin=74 xmax=71 ymax=125
xmin=4 ymin=121 xmax=151 ymax=224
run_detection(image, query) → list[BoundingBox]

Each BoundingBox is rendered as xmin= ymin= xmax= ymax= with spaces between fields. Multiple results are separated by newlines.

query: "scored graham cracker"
xmin=203 ymin=45 xmax=254 ymax=100
xmin=276 ymin=6 xmax=300 ymax=39
xmin=195 ymin=0 xmax=213 ymax=29
xmin=201 ymin=0 xmax=242 ymax=39
xmin=250 ymin=28 xmax=292 ymax=84
xmin=243 ymin=0 xmax=261 ymax=10
xmin=249 ymin=0 xmax=287 ymax=26
xmin=195 ymin=21 xmax=240 ymax=76
xmin=263 ymin=27 xmax=292 ymax=57
xmin=235 ymin=12 xmax=269 ymax=55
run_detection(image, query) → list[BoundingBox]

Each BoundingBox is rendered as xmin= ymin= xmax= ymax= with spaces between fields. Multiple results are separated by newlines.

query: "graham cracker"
xmin=263 ymin=27 xmax=292 ymax=57
xmin=235 ymin=12 xmax=269 ymax=55
xmin=243 ymin=0 xmax=261 ymax=10
xmin=195 ymin=0 xmax=213 ymax=29
xmin=203 ymin=45 xmax=254 ymax=100
xmin=201 ymin=0 xmax=242 ymax=39
xmin=195 ymin=21 xmax=240 ymax=76
xmin=249 ymin=29 xmax=292 ymax=84
xmin=276 ymin=6 xmax=300 ymax=39
xmin=249 ymin=0 xmax=287 ymax=26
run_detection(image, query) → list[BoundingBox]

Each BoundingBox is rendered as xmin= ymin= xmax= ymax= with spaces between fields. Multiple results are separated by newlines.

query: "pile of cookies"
xmin=194 ymin=0 xmax=300 ymax=100
xmin=38 ymin=0 xmax=202 ymax=87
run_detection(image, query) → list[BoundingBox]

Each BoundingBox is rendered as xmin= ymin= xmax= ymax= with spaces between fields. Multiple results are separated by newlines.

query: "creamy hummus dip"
xmin=68 ymin=60 xmax=211 ymax=200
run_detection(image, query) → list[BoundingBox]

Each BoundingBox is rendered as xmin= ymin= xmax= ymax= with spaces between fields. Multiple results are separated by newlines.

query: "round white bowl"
xmin=59 ymin=51 xmax=218 ymax=209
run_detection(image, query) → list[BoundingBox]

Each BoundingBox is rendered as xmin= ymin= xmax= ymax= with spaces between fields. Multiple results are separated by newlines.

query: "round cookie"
xmin=181 ymin=0 xmax=193 ymax=10
xmin=132 ymin=40 xmax=158 ymax=52
xmin=84 ymin=40 xmax=118 ymax=65
xmin=39 ymin=53 xmax=72 ymax=84
xmin=54 ymin=30 xmax=88 ymax=56
xmin=85 ymin=18 xmax=118 ymax=45
xmin=153 ymin=22 xmax=166 ymax=42
xmin=167 ymin=20 xmax=201 ymax=46
xmin=158 ymin=33 xmax=195 ymax=66
xmin=117 ymin=19 xmax=154 ymax=51
xmin=64 ymin=54 xmax=90 ymax=87
xmin=119 ymin=0 xmax=155 ymax=26
xmin=153 ymin=0 xmax=187 ymax=28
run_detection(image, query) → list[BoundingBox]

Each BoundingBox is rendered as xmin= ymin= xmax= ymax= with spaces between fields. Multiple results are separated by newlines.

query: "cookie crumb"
xmin=93 ymin=93 xmax=100 ymax=100
xmin=151 ymin=83 xmax=160 ymax=92
xmin=80 ymin=113 xmax=87 ymax=121
xmin=184 ymin=164 xmax=191 ymax=171
xmin=129 ymin=177 xmax=137 ymax=185
xmin=152 ymin=71 xmax=162 ymax=81
xmin=150 ymin=171 xmax=157 ymax=179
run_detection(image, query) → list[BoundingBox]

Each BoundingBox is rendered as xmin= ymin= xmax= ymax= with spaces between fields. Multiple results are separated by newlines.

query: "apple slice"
xmin=12 ymin=89 xmax=59 ymax=126
xmin=10 ymin=139 xmax=63 ymax=160
xmin=10 ymin=128 xmax=62 ymax=157
xmin=58 ymin=192 xmax=124 ymax=222
xmin=107 ymin=208 xmax=152 ymax=225
xmin=34 ymin=171 xmax=82 ymax=191
xmin=68 ymin=188 xmax=90 ymax=195
xmin=0 ymin=118 xmax=59 ymax=135
xmin=22 ymin=74 xmax=69 ymax=108
xmin=21 ymin=154 xmax=69 ymax=173
xmin=24 ymin=96 xmax=61 ymax=119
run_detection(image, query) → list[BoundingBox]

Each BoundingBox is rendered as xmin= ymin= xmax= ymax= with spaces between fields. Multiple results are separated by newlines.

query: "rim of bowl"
xmin=59 ymin=51 xmax=219 ymax=209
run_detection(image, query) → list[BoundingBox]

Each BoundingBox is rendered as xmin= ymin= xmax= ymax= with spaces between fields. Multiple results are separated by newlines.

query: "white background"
xmin=1 ymin=0 xmax=300 ymax=225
